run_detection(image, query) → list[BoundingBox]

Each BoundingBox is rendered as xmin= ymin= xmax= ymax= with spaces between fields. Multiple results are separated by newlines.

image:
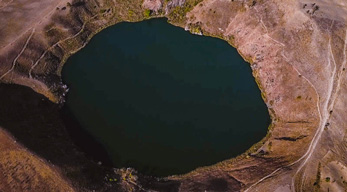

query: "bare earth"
xmin=0 ymin=128 xmax=74 ymax=191
xmin=0 ymin=0 xmax=346 ymax=191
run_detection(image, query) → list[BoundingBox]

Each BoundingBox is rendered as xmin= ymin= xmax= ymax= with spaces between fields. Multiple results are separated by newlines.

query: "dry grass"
xmin=0 ymin=129 xmax=74 ymax=191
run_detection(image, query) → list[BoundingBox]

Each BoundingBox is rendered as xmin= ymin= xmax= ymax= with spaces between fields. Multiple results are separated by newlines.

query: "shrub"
xmin=143 ymin=9 xmax=151 ymax=18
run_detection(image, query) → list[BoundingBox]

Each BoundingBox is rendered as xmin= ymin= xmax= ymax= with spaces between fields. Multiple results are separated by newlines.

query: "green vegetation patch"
xmin=168 ymin=0 xmax=203 ymax=25
xmin=143 ymin=9 xmax=151 ymax=18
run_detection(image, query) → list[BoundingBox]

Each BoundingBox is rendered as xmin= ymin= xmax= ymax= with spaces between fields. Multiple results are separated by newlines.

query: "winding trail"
xmin=0 ymin=28 xmax=35 ymax=80
xmin=245 ymin=28 xmax=347 ymax=192
xmin=0 ymin=0 xmax=67 ymax=51
xmin=244 ymin=53 xmax=322 ymax=192
xmin=291 ymin=37 xmax=337 ymax=192
xmin=291 ymin=28 xmax=347 ymax=191
xmin=29 ymin=14 xmax=99 ymax=78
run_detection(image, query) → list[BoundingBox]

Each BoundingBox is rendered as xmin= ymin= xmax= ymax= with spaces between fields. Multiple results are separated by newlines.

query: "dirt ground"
xmin=0 ymin=0 xmax=346 ymax=191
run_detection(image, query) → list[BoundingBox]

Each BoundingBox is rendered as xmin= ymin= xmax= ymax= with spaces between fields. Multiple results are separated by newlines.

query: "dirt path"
xmin=0 ymin=0 xmax=69 ymax=51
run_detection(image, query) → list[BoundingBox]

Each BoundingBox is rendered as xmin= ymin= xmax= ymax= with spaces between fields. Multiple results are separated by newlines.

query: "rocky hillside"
xmin=0 ymin=0 xmax=346 ymax=191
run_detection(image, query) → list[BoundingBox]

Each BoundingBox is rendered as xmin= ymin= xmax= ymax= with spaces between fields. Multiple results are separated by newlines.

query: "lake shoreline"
xmin=61 ymin=18 xmax=270 ymax=177
xmin=1 ymin=0 xmax=343 ymax=191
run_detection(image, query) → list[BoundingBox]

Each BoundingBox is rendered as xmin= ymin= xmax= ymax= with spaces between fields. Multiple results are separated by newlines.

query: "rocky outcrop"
xmin=143 ymin=0 xmax=162 ymax=12
xmin=0 ymin=0 xmax=346 ymax=191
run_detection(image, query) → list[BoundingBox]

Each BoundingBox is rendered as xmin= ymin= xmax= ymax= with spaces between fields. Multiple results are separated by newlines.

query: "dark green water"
xmin=62 ymin=18 xmax=270 ymax=177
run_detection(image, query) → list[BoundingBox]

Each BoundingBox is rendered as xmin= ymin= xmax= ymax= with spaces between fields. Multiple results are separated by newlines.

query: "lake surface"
xmin=62 ymin=18 xmax=270 ymax=177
